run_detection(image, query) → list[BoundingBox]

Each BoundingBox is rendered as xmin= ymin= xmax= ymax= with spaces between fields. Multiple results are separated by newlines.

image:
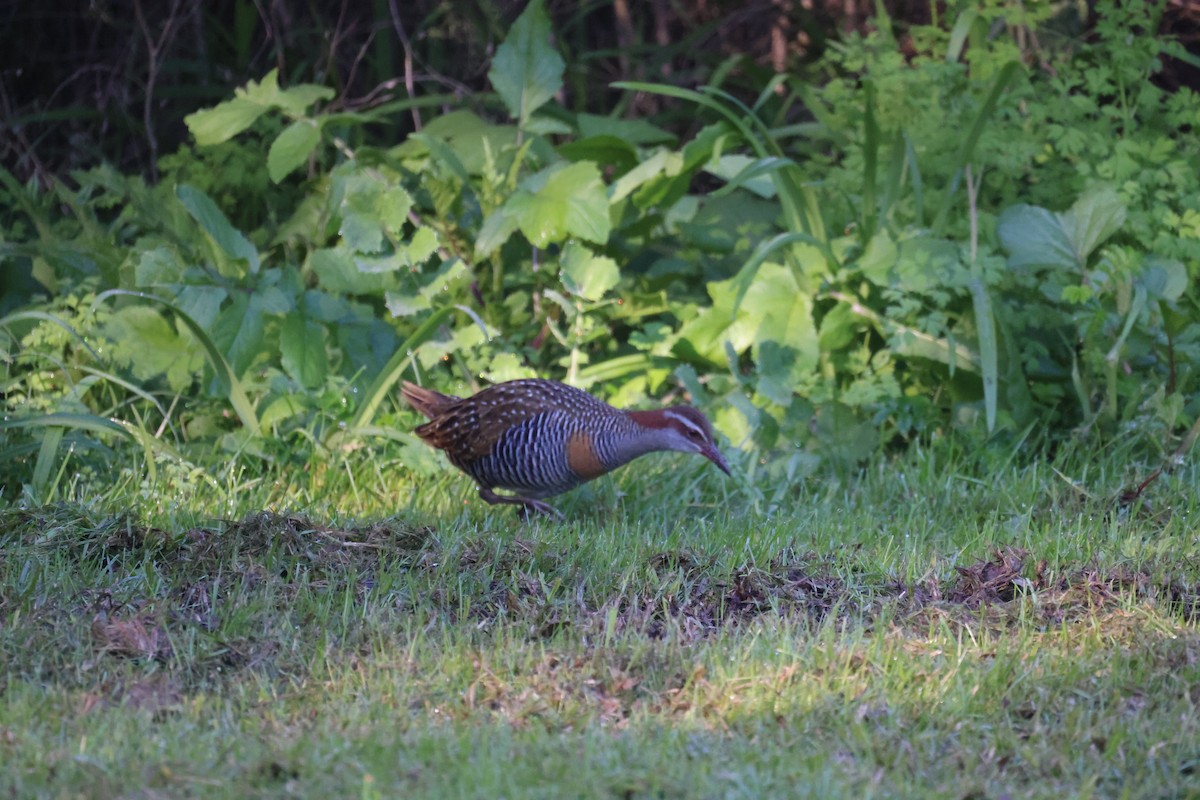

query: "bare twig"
xmin=133 ymin=0 xmax=184 ymax=181
xmin=387 ymin=0 xmax=423 ymax=131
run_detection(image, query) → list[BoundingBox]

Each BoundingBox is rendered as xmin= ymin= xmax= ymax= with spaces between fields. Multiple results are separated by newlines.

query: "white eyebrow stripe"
xmin=662 ymin=409 xmax=705 ymax=437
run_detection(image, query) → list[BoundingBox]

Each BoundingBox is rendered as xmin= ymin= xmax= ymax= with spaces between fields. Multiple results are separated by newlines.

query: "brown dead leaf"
xmin=91 ymin=613 xmax=173 ymax=660
xmin=949 ymin=547 xmax=1029 ymax=605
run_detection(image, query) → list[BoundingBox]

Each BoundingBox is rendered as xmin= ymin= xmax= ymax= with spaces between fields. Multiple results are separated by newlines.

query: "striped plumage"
xmin=401 ymin=379 xmax=730 ymax=517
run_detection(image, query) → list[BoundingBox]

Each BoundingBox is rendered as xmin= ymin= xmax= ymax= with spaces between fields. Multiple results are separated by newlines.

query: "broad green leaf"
xmin=523 ymin=116 xmax=572 ymax=135
xmin=279 ymin=313 xmax=328 ymax=388
xmin=705 ymin=154 xmax=782 ymax=199
xmin=258 ymin=285 xmax=293 ymax=315
xmin=176 ymin=285 xmax=227 ymax=328
xmin=176 ymin=184 xmax=260 ymax=272
xmin=858 ymin=230 xmax=962 ymax=292
xmin=394 ymin=111 xmax=519 ymax=175
xmin=482 ymin=352 xmax=538 ymax=383
xmin=302 ymin=289 xmax=353 ymax=323
xmin=309 ymin=248 xmax=395 ymax=295
xmin=185 ymin=71 xmax=281 ymax=146
xmin=561 ymin=242 xmax=620 ymax=301
xmin=506 ymin=162 xmax=611 ymax=247
xmin=268 ymin=120 xmax=321 ymax=182
xmin=1063 ymin=186 xmax=1126 ymax=262
xmin=213 ymin=293 xmax=266 ymax=378
xmin=104 ymin=305 xmax=204 ymax=392
xmin=997 ymin=204 xmax=1078 ymax=270
xmin=475 ymin=209 xmax=519 ymax=257
xmin=575 ymin=113 xmax=675 ymax=145
xmin=92 ymin=290 xmax=260 ymax=435
xmin=678 ymin=262 xmax=818 ymax=378
xmin=1141 ymin=257 xmax=1187 ymax=301
xmin=184 ymin=97 xmax=267 ymax=147
xmin=610 ymin=149 xmax=682 ymax=204
xmin=274 ymin=83 xmax=335 ymax=117
xmin=385 ymin=293 xmax=431 ymax=317
xmin=134 ymin=247 xmax=186 ymax=287
xmin=738 ymin=264 xmax=819 ymax=375
xmin=260 ymin=394 xmax=308 ymax=430
xmin=184 ymin=70 xmax=333 ymax=147
xmin=385 ymin=257 xmax=469 ymax=318
xmin=488 ymin=0 xmax=565 ymax=125
xmin=999 ymin=187 xmax=1126 ymax=270
xmin=818 ymin=302 xmax=863 ymax=351
xmin=756 ymin=341 xmax=803 ymax=406
xmin=557 ymin=135 xmax=639 ymax=172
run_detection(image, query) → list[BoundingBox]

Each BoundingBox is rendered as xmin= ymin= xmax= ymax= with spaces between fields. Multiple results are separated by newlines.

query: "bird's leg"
xmin=478 ymin=487 xmax=564 ymax=521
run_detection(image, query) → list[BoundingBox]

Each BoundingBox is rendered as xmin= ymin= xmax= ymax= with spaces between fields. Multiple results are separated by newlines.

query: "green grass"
xmin=2 ymin=443 xmax=1199 ymax=798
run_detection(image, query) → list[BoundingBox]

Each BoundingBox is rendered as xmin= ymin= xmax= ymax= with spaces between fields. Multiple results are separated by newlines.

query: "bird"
xmin=401 ymin=378 xmax=731 ymax=518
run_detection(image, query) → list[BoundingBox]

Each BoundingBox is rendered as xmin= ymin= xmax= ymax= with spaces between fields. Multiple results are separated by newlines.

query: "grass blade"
xmin=932 ymin=61 xmax=1022 ymax=235
xmin=969 ymin=277 xmax=998 ymax=432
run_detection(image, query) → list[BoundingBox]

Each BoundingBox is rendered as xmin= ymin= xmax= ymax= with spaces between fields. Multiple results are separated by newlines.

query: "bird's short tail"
xmin=400 ymin=381 xmax=459 ymax=420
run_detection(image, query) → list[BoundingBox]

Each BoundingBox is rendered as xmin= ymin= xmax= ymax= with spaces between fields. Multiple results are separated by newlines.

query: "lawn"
xmin=2 ymin=447 xmax=1198 ymax=798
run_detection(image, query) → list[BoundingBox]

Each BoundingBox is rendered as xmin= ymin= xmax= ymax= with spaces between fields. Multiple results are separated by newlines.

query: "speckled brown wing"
xmin=406 ymin=379 xmax=611 ymax=465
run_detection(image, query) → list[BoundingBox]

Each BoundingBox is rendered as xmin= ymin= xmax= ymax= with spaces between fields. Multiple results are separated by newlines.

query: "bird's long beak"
xmin=702 ymin=444 xmax=732 ymax=476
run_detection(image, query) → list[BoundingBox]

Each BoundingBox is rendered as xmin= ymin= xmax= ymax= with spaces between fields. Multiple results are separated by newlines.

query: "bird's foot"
xmin=479 ymin=488 xmax=564 ymax=521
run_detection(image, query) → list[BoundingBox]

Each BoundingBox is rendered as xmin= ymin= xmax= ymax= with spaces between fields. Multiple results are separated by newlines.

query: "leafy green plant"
xmin=2 ymin=0 xmax=1196 ymax=505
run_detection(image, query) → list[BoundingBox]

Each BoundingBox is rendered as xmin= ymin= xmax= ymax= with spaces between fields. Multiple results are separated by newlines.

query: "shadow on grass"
xmin=1 ymin=505 xmax=1197 ymax=704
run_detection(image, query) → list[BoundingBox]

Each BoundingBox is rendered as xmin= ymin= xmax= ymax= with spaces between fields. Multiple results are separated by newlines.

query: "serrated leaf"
xmin=404 ymin=226 xmax=440 ymax=266
xmin=177 ymin=184 xmax=260 ymax=272
xmin=184 ymin=70 xmax=281 ymax=146
xmin=488 ymin=0 xmax=565 ymax=125
xmin=560 ymin=242 xmax=619 ymax=300
xmin=279 ymin=313 xmax=328 ymax=388
xmin=506 ymin=162 xmax=611 ymax=247
xmin=337 ymin=172 xmax=413 ymax=254
xmin=268 ymin=120 xmax=321 ymax=182
xmin=482 ymin=352 xmax=538 ymax=383
xmin=185 ymin=70 xmax=333 ymax=148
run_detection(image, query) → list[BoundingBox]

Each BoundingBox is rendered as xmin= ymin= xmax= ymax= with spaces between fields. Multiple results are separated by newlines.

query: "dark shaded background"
xmin=2 ymin=0 xmax=1198 ymax=186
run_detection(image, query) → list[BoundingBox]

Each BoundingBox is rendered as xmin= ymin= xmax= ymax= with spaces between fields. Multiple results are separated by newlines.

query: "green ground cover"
xmin=2 ymin=448 xmax=1197 ymax=798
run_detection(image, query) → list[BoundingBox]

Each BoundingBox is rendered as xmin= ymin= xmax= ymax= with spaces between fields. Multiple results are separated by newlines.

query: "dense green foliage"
xmin=1 ymin=0 xmax=1197 ymax=505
